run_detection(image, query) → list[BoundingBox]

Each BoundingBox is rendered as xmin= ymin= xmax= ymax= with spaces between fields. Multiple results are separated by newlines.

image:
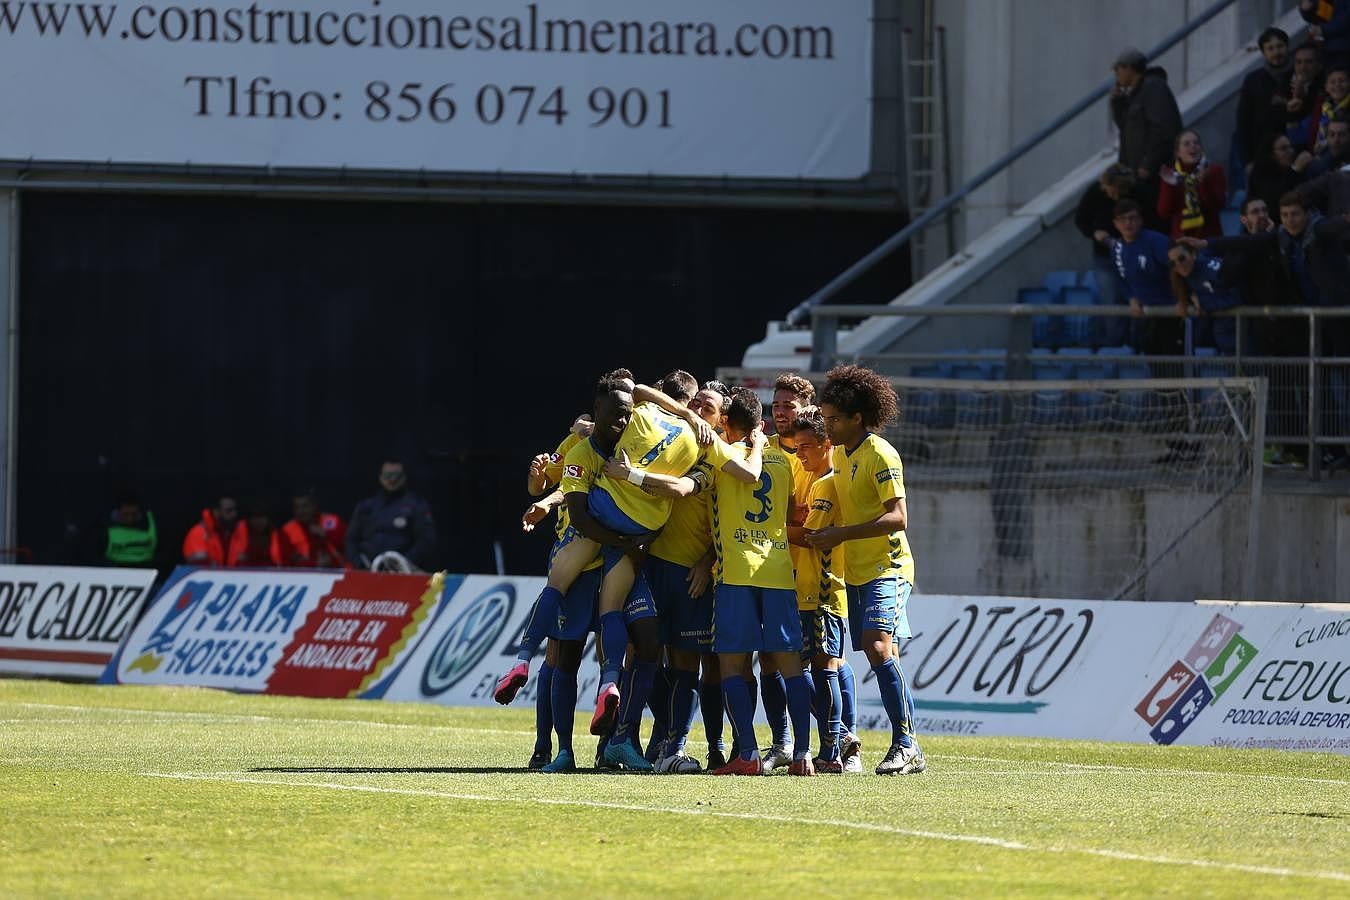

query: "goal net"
xmin=722 ymin=372 xmax=1267 ymax=603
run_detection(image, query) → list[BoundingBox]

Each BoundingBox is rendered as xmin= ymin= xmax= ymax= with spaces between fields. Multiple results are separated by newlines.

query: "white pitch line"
xmin=940 ymin=753 xmax=1350 ymax=788
xmin=9 ymin=701 xmax=1348 ymax=787
xmin=141 ymin=771 xmax=1350 ymax=884
xmin=2 ymin=702 xmax=535 ymax=737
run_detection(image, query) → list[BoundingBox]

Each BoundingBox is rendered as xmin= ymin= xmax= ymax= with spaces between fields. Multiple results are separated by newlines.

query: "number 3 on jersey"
xmin=745 ymin=472 xmax=773 ymax=524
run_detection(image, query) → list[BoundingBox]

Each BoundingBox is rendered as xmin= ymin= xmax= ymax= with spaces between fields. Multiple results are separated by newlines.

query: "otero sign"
xmin=0 ymin=0 xmax=872 ymax=179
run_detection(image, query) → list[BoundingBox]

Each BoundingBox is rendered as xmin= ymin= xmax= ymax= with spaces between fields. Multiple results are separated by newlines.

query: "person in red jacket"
xmin=275 ymin=490 xmax=347 ymax=568
xmin=182 ymin=496 xmax=239 ymax=566
xmin=227 ymin=500 xmax=280 ymax=567
xmin=1157 ymin=129 xmax=1227 ymax=239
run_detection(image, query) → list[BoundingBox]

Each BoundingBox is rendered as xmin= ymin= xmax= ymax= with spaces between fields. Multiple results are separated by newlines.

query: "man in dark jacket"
xmin=1305 ymin=115 xmax=1350 ymax=176
xmin=346 ymin=459 xmax=438 ymax=570
xmin=1111 ymin=50 xmax=1184 ymax=191
xmin=1237 ymin=28 xmax=1294 ymax=167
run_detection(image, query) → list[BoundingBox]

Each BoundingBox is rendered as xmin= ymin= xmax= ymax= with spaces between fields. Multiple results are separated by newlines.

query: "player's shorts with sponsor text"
xmin=646 ymin=555 xmax=713 ymax=651
xmin=552 ymin=523 xmax=655 ymax=623
xmin=845 ymin=577 xmax=913 ymax=651
xmin=800 ymin=608 xmax=846 ymax=660
xmin=712 ymin=584 xmax=802 ymax=654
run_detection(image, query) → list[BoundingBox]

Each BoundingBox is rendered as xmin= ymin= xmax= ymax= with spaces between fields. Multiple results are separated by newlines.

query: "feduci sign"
xmin=0 ymin=0 xmax=872 ymax=179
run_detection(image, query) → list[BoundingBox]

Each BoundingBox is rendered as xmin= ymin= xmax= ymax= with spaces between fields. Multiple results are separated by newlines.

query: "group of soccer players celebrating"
xmin=494 ymin=365 xmax=924 ymax=777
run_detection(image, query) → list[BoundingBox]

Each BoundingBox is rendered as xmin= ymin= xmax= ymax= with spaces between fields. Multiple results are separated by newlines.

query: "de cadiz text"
xmin=185 ymin=75 xmax=673 ymax=127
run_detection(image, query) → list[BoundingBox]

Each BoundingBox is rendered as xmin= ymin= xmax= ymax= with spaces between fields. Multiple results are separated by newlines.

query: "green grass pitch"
xmin=2 ymin=679 xmax=1348 ymax=897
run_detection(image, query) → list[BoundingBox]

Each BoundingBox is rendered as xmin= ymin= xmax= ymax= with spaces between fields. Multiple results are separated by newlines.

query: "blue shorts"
xmin=588 ymin=487 xmax=661 ymax=573
xmin=647 ymin=556 xmax=714 ymax=651
xmin=800 ymin=608 xmax=846 ymax=661
xmin=845 ymin=577 xmax=913 ymax=651
xmin=712 ymin=584 xmax=802 ymax=654
xmin=547 ymin=567 xmax=601 ymax=641
xmin=552 ymin=523 xmax=655 ymax=625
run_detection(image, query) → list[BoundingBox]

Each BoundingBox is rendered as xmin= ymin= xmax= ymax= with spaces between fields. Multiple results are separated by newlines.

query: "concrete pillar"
xmin=0 ymin=189 xmax=16 ymax=552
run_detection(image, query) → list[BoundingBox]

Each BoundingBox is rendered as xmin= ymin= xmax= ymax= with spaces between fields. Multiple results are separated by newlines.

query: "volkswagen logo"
xmin=420 ymin=583 xmax=515 ymax=696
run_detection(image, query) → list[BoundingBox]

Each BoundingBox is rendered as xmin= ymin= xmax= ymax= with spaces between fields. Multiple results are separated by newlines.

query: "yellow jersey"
xmin=557 ymin=437 xmax=607 ymax=573
xmin=797 ymin=472 xmax=848 ymax=616
xmin=830 ymin=433 xmax=916 ymax=587
xmin=769 ymin=435 xmax=816 ymax=608
xmin=710 ymin=442 xmax=795 ymax=590
xmin=547 ymin=431 xmax=584 ymax=543
xmin=593 ymin=403 xmax=702 ymax=530
xmin=650 ymin=463 xmax=715 ymax=568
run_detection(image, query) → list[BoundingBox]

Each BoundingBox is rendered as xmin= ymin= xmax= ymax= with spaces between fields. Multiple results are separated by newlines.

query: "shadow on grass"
xmin=248 ymin=765 xmax=623 ymax=775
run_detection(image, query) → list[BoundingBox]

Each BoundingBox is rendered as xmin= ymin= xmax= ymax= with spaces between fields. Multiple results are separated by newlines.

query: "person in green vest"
xmin=104 ymin=495 xmax=157 ymax=567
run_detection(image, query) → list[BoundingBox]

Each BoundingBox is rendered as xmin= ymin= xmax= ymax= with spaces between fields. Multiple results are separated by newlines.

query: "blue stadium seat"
xmin=952 ymin=365 xmax=997 ymax=426
xmin=974 ymin=348 xmax=1007 ymax=380
xmin=1030 ymin=364 xmax=1073 ymax=425
xmin=1074 ymin=364 xmax=1112 ymax=423
xmin=1018 ymin=286 xmax=1061 ymax=349
xmin=1229 ymin=188 xmax=1246 ymax=210
xmin=1117 ymin=362 xmax=1153 ymax=422
xmin=1220 ymin=208 xmax=1241 ymax=236
xmin=1081 ymin=269 xmax=1102 ymax=303
xmin=907 ymin=365 xmax=951 ymax=427
xmin=1061 ymin=286 xmax=1098 ymax=347
xmin=1042 ymin=270 xmax=1079 ymax=297
xmin=1097 ymin=345 xmax=1136 ymax=359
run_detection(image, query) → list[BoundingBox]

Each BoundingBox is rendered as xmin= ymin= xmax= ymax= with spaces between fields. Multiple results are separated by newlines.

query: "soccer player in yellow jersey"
xmin=756 ymin=373 xmax=816 ymax=769
xmin=611 ymin=388 xmax=816 ymax=776
xmin=787 ymin=409 xmax=858 ymax=774
xmin=807 ymin=366 xmax=925 ymax=776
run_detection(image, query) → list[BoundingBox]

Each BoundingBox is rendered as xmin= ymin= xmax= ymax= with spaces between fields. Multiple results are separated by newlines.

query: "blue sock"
xmin=801 ymin=668 xmax=817 ymax=720
xmin=598 ymin=611 xmax=628 ymax=685
xmin=551 ymin=666 xmax=578 ymax=754
xmin=667 ymin=669 xmax=698 ymax=754
xmin=699 ymin=678 xmax=725 ymax=751
xmin=785 ymin=674 xmax=813 ymax=760
xmin=872 ymin=658 xmax=917 ymax=748
xmin=644 ymin=667 xmax=673 ymax=760
xmin=816 ymin=669 xmax=842 ymax=761
xmin=611 ymin=661 xmax=657 ymax=748
xmin=731 ymin=677 xmax=757 ymax=757
xmin=722 ymin=676 xmax=757 ymax=762
xmin=762 ymin=671 xmax=790 ymax=748
xmin=838 ymin=661 xmax=857 ymax=734
xmin=534 ymin=661 xmax=555 ymax=754
xmin=517 ymin=587 xmax=562 ymax=663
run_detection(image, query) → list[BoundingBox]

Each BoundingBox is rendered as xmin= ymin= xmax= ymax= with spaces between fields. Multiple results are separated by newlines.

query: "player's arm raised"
xmin=522 ymin=489 xmax=565 ymax=533
xmin=713 ymin=428 xmax=765 ymax=484
xmin=632 ymin=383 xmax=715 ymax=445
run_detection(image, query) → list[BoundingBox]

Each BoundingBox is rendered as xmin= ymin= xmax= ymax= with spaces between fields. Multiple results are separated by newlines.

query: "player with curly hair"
xmin=806 ymin=365 xmax=925 ymax=775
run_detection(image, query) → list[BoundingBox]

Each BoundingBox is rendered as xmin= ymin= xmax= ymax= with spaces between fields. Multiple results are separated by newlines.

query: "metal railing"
xmin=809 ymin=303 xmax=1350 ymax=481
xmin=784 ymin=0 xmax=1244 ymax=327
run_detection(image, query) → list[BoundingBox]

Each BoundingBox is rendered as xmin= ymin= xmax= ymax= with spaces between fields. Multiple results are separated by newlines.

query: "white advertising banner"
xmin=382 ymin=580 xmax=1350 ymax=754
xmin=0 ymin=565 xmax=155 ymax=678
xmin=0 ymin=0 xmax=872 ymax=179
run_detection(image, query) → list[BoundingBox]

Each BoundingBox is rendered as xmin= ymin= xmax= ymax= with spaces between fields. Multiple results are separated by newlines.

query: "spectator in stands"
xmin=101 ymin=494 xmax=157 ymax=568
xmin=228 ymin=500 xmax=280 ymax=567
xmin=1111 ymin=49 xmax=1183 ymax=207
xmin=1299 ymin=150 xmax=1350 ymax=212
xmin=1306 ymin=114 xmax=1350 ymax=175
xmin=276 ymin=490 xmax=347 ymax=568
xmin=1074 ymin=164 xmax=1154 ymax=307
xmin=1236 ymin=27 xmax=1293 ymax=169
xmin=1248 ymin=132 xmax=1313 ymax=212
xmin=1167 ymin=242 xmax=1240 ymax=354
xmin=1194 ymin=193 xmax=1350 ymax=463
xmin=1109 ymin=199 xmax=1183 ymax=359
xmin=1303 ymin=0 xmax=1350 ymax=70
xmin=1283 ymin=42 xmax=1325 ymax=143
xmin=1157 ymin=130 xmax=1227 ymax=239
xmin=1291 ymin=64 xmax=1350 ymax=151
xmin=346 ymin=459 xmax=437 ymax=570
xmin=182 ymin=495 xmax=238 ymax=566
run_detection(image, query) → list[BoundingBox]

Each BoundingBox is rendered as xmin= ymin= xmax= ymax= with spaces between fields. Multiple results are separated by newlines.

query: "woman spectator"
xmin=1157 ymin=130 xmax=1227 ymax=239
xmin=1167 ymin=241 xmax=1241 ymax=355
xmin=1248 ymin=132 xmax=1314 ymax=213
